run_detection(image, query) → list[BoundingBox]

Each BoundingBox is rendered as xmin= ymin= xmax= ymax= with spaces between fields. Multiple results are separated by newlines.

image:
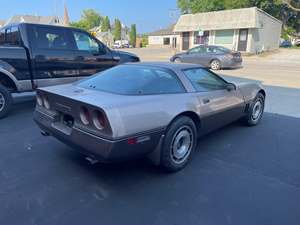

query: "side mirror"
xmin=226 ymin=83 xmax=236 ymax=91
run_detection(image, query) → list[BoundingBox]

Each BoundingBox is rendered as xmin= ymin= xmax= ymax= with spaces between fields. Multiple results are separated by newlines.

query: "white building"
xmin=148 ymin=25 xmax=180 ymax=48
xmin=174 ymin=7 xmax=282 ymax=53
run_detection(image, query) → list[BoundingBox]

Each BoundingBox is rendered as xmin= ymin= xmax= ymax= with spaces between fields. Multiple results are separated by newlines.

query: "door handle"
xmin=203 ymin=98 xmax=210 ymax=104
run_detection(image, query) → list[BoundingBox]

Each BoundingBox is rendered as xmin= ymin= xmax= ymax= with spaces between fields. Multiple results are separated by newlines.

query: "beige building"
xmin=148 ymin=25 xmax=180 ymax=48
xmin=174 ymin=7 xmax=282 ymax=53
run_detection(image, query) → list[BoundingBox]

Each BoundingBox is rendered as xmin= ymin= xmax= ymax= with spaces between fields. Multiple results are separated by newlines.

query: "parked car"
xmin=280 ymin=40 xmax=292 ymax=48
xmin=0 ymin=23 xmax=140 ymax=118
xmin=170 ymin=45 xmax=242 ymax=70
xmin=34 ymin=62 xmax=265 ymax=172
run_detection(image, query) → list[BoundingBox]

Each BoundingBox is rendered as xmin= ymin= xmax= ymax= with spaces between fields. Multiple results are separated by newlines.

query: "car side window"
xmin=184 ymin=68 xmax=227 ymax=92
xmin=72 ymin=31 xmax=105 ymax=55
xmin=189 ymin=46 xmax=205 ymax=54
xmin=34 ymin=27 xmax=71 ymax=50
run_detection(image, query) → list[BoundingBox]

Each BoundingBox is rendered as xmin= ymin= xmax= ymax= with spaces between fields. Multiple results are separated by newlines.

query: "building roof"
xmin=148 ymin=24 xmax=175 ymax=36
xmin=0 ymin=20 xmax=5 ymax=27
xmin=174 ymin=7 xmax=282 ymax=32
xmin=5 ymin=15 xmax=61 ymax=26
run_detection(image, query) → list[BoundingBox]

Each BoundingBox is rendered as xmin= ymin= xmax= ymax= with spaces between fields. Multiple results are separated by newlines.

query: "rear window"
xmin=77 ymin=65 xmax=185 ymax=95
xmin=0 ymin=26 xmax=21 ymax=46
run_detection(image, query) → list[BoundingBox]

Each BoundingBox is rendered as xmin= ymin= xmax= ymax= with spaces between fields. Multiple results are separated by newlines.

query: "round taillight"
xmin=93 ymin=110 xmax=106 ymax=130
xmin=80 ymin=106 xmax=90 ymax=125
xmin=43 ymin=96 xmax=50 ymax=109
xmin=36 ymin=94 xmax=43 ymax=106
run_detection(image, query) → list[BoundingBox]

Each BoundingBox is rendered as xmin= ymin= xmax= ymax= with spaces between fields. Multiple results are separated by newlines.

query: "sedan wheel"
xmin=160 ymin=116 xmax=197 ymax=172
xmin=210 ymin=59 xmax=221 ymax=70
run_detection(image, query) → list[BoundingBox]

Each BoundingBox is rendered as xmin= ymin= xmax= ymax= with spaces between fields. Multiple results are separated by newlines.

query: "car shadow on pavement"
xmin=1 ymin=101 xmax=300 ymax=225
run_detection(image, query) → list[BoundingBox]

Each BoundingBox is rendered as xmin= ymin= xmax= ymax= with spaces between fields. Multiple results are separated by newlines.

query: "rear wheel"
xmin=243 ymin=93 xmax=265 ymax=126
xmin=174 ymin=58 xmax=182 ymax=63
xmin=160 ymin=116 xmax=197 ymax=172
xmin=0 ymin=84 xmax=13 ymax=119
xmin=210 ymin=59 xmax=221 ymax=70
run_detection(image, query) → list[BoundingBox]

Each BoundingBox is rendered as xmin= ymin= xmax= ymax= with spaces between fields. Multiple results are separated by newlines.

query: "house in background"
xmin=4 ymin=15 xmax=62 ymax=26
xmin=0 ymin=20 xmax=5 ymax=28
xmin=148 ymin=24 xmax=179 ymax=48
xmin=174 ymin=7 xmax=282 ymax=53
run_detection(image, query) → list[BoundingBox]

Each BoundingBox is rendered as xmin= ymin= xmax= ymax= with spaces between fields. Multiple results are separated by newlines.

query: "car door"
xmin=29 ymin=25 xmax=79 ymax=87
xmin=70 ymin=30 xmax=117 ymax=77
xmin=183 ymin=68 xmax=245 ymax=134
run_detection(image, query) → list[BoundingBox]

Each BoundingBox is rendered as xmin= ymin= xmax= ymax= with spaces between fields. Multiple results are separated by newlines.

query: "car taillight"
xmin=43 ymin=95 xmax=50 ymax=109
xmin=80 ymin=106 xmax=90 ymax=125
xmin=93 ymin=110 xmax=106 ymax=130
xmin=36 ymin=94 xmax=43 ymax=106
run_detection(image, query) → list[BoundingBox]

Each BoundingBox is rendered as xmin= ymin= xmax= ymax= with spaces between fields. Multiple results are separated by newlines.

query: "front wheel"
xmin=160 ymin=116 xmax=197 ymax=172
xmin=0 ymin=84 xmax=13 ymax=119
xmin=243 ymin=93 xmax=265 ymax=126
xmin=174 ymin=58 xmax=182 ymax=63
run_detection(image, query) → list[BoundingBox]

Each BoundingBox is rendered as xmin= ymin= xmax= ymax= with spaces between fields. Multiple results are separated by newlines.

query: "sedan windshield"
xmin=77 ymin=65 xmax=185 ymax=95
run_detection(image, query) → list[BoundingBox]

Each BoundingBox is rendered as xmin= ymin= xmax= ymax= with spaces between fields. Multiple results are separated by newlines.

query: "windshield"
xmin=77 ymin=65 xmax=185 ymax=95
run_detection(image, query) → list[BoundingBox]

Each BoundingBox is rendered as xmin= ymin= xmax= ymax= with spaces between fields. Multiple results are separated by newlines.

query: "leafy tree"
xmin=141 ymin=34 xmax=148 ymax=47
xmin=101 ymin=16 xmax=111 ymax=32
xmin=130 ymin=24 xmax=137 ymax=47
xmin=114 ymin=19 xmax=122 ymax=40
xmin=70 ymin=9 xmax=102 ymax=31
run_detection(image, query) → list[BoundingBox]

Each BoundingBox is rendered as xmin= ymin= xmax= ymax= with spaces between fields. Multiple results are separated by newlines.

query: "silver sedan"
xmin=34 ymin=62 xmax=265 ymax=172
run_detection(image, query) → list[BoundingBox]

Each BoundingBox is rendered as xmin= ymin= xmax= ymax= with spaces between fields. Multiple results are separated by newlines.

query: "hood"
xmin=112 ymin=50 xmax=140 ymax=63
xmin=113 ymin=50 xmax=138 ymax=58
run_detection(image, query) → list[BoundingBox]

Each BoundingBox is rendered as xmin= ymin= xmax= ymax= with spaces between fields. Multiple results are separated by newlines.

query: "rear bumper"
xmin=34 ymin=109 xmax=164 ymax=162
xmin=222 ymin=59 xmax=243 ymax=69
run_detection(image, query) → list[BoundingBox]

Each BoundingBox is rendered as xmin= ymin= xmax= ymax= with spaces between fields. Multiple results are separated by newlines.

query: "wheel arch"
xmin=168 ymin=111 xmax=201 ymax=134
xmin=258 ymin=89 xmax=266 ymax=98
xmin=0 ymin=70 xmax=19 ymax=91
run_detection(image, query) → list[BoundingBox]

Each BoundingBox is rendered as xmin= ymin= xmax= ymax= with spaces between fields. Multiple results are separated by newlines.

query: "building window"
xmin=215 ymin=30 xmax=234 ymax=44
xmin=163 ymin=37 xmax=170 ymax=45
xmin=194 ymin=31 xmax=209 ymax=45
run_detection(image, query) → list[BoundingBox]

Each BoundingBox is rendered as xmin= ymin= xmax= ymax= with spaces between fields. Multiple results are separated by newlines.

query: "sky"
xmin=0 ymin=0 xmax=179 ymax=33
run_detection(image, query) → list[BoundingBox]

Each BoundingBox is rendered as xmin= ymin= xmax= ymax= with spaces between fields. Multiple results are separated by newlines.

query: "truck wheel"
xmin=0 ymin=84 xmax=13 ymax=119
xmin=160 ymin=116 xmax=197 ymax=172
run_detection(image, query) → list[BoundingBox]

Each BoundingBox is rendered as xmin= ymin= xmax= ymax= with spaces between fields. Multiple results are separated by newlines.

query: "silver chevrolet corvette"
xmin=34 ymin=62 xmax=265 ymax=172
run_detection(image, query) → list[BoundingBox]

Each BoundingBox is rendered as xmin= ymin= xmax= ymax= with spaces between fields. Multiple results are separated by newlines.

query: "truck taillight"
xmin=80 ymin=106 xmax=90 ymax=125
xmin=36 ymin=94 xmax=43 ymax=106
xmin=43 ymin=95 xmax=50 ymax=109
xmin=93 ymin=110 xmax=106 ymax=130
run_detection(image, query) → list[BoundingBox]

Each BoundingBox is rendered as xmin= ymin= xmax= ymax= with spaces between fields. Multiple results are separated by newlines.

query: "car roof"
xmin=125 ymin=62 xmax=203 ymax=70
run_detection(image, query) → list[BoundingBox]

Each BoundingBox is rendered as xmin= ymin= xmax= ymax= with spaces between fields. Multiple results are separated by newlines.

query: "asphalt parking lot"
xmin=1 ymin=48 xmax=300 ymax=225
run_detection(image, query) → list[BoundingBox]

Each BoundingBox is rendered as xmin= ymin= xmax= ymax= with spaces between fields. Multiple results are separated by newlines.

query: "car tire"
xmin=210 ymin=59 xmax=221 ymax=70
xmin=160 ymin=116 xmax=197 ymax=172
xmin=0 ymin=84 xmax=13 ymax=119
xmin=174 ymin=58 xmax=182 ymax=63
xmin=243 ymin=92 xmax=265 ymax=126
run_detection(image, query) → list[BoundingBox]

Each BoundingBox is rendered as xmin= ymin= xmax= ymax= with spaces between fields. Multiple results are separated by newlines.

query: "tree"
xmin=102 ymin=16 xmax=111 ymax=32
xmin=114 ymin=19 xmax=122 ymax=41
xmin=130 ymin=24 xmax=137 ymax=47
xmin=70 ymin=9 xmax=102 ymax=31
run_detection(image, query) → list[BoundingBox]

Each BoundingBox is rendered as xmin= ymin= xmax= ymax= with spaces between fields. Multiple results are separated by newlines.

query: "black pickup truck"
xmin=0 ymin=23 xmax=140 ymax=118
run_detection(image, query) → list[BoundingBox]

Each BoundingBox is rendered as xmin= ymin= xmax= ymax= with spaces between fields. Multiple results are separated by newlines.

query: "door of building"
xmin=238 ymin=29 xmax=248 ymax=51
xmin=182 ymin=32 xmax=190 ymax=50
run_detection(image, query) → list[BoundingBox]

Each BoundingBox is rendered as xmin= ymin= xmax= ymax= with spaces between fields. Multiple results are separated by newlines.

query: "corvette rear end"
xmin=34 ymin=87 xmax=163 ymax=162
